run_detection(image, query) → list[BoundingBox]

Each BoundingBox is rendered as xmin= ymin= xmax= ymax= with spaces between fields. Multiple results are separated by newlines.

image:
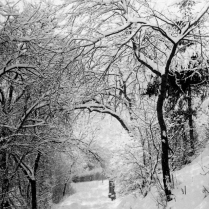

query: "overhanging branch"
xmin=74 ymin=102 xmax=131 ymax=134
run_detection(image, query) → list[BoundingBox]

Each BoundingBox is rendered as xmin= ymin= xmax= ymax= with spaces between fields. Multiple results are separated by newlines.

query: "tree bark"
xmin=0 ymin=152 xmax=10 ymax=209
xmin=183 ymin=128 xmax=188 ymax=163
xmin=12 ymin=152 xmax=41 ymax=209
xmin=157 ymin=75 xmax=172 ymax=201
xmin=188 ymin=84 xmax=194 ymax=153
xmin=63 ymin=183 xmax=67 ymax=197
xmin=30 ymin=152 xmax=41 ymax=209
xmin=0 ymin=127 xmax=12 ymax=209
xmin=30 ymin=180 xmax=37 ymax=209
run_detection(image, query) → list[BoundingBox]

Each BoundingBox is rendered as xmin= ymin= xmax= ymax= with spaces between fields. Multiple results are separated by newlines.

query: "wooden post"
xmin=108 ymin=180 xmax=116 ymax=200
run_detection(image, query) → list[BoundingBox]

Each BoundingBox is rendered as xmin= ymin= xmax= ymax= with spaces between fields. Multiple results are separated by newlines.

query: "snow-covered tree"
xmin=0 ymin=1 xmax=103 ymax=208
xmin=62 ymin=0 xmax=209 ymax=200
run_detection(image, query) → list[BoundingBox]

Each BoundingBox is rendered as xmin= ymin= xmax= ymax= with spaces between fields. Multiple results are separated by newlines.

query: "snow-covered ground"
xmin=167 ymin=142 xmax=209 ymax=209
xmin=53 ymin=142 xmax=209 ymax=209
xmin=52 ymin=180 xmax=121 ymax=209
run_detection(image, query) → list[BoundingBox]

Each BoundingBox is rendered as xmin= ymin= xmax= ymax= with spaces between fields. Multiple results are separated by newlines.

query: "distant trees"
xmin=0 ymin=1 xmax=104 ymax=208
xmin=0 ymin=2 xmax=64 ymax=208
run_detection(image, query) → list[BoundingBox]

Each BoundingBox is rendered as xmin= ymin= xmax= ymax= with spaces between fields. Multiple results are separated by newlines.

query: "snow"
xmin=52 ymin=142 xmax=209 ymax=209
xmin=194 ymin=196 xmax=209 ymax=209
xmin=138 ymin=53 xmax=164 ymax=74
xmin=101 ymin=22 xmax=131 ymax=37
xmin=97 ymin=0 xmax=120 ymax=4
xmin=52 ymin=180 xmax=121 ymax=209
xmin=167 ymin=142 xmax=209 ymax=209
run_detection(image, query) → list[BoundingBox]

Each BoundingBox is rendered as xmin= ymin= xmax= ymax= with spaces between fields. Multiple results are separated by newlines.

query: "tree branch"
xmin=74 ymin=102 xmax=131 ymax=133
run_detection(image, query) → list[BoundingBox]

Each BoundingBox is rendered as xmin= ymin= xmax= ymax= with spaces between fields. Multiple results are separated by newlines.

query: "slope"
xmin=116 ymin=141 xmax=209 ymax=209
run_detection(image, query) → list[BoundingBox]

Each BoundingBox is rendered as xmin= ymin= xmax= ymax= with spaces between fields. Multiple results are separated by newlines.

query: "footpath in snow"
xmin=52 ymin=142 xmax=209 ymax=209
xmin=52 ymin=180 xmax=121 ymax=209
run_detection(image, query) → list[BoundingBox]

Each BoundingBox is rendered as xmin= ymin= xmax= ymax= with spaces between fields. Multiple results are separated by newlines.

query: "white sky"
xmin=1 ymin=0 xmax=208 ymax=15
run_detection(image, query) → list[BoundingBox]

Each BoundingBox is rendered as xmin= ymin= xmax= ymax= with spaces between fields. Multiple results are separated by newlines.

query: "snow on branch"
xmin=101 ymin=22 xmax=132 ymax=37
xmin=191 ymin=3 xmax=209 ymax=28
xmin=74 ymin=102 xmax=131 ymax=133
xmin=126 ymin=16 xmax=178 ymax=44
xmin=18 ymin=93 xmax=49 ymax=130
xmin=134 ymin=51 xmax=162 ymax=76
xmin=22 ymin=122 xmax=47 ymax=129
xmin=121 ymin=25 xmax=142 ymax=46
xmin=0 ymin=64 xmax=37 ymax=78
xmin=12 ymin=154 xmax=35 ymax=180
xmin=182 ymin=2 xmax=209 ymax=36
xmin=94 ymin=0 xmax=120 ymax=4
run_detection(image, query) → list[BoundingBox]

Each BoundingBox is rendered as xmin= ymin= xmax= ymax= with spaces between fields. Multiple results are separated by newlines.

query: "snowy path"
xmin=52 ymin=180 xmax=121 ymax=209
xmin=52 ymin=143 xmax=209 ymax=209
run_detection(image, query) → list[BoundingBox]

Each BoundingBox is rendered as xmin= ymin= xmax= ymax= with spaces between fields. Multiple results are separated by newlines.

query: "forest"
xmin=0 ymin=0 xmax=209 ymax=208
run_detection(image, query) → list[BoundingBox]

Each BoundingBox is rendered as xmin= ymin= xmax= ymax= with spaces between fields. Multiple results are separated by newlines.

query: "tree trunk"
xmin=142 ymin=139 xmax=146 ymax=166
xmin=63 ymin=183 xmax=67 ymax=197
xmin=30 ymin=180 xmax=37 ymax=209
xmin=0 ymin=153 xmax=10 ymax=209
xmin=157 ymin=75 xmax=171 ymax=201
xmin=139 ymin=130 xmax=146 ymax=166
xmin=0 ymin=127 xmax=12 ymax=209
xmin=188 ymin=84 xmax=194 ymax=153
xmin=30 ymin=152 xmax=41 ymax=209
xmin=183 ymin=128 xmax=188 ymax=163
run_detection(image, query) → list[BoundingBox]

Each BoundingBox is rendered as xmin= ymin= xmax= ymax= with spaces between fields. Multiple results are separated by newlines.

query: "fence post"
xmin=108 ymin=180 xmax=116 ymax=201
